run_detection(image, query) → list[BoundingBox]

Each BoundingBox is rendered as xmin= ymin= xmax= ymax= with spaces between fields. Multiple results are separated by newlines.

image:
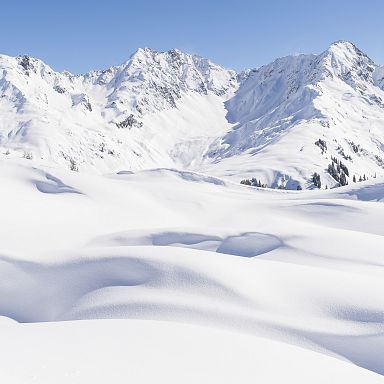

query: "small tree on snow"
xmin=312 ymin=172 xmax=321 ymax=189
xmin=69 ymin=158 xmax=78 ymax=172
xmin=23 ymin=151 xmax=33 ymax=160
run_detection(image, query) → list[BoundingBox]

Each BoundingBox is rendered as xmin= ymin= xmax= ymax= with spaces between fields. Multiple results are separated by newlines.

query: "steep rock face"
xmin=81 ymin=47 xmax=238 ymax=118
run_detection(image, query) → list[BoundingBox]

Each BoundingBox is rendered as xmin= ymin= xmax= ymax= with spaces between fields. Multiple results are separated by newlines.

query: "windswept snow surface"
xmin=0 ymin=158 xmax=384 ymax=382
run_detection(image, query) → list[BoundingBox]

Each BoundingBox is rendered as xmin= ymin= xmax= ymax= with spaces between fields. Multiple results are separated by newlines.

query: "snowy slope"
xmin=0 ymin=49 xmax=237 ymax=172
xmin=204 ymin=41 xmax=384 ymax=188
xmin=2 ymin=319 xmax=384 ymax=384
xmin=0 ymin=158 xmax=384 ymax=382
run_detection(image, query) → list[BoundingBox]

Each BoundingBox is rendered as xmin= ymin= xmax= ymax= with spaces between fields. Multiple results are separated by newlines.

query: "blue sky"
xmin=2 ymin=0 xmax=383 ymax=73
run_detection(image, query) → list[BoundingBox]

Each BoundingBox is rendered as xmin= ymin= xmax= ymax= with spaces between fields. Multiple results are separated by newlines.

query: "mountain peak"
xmin=130 ymin=47 xmax=185 ymax=59
xmin=1 ymin=44 xmax=384 ymax=190
xmin=325 ymin=40 xmax=370 ymax=60
xmin=328 ymin=40 xmax=357 ymax=50
xmin=317 ymin=40 xmax=376 ymax=89
xmin=128 ymin=47 xmax=157 ymax=62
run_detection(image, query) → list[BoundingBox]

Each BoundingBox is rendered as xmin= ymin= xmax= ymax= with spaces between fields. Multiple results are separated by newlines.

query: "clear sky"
xmin=1 ymin=0 xmax=383 ymax=73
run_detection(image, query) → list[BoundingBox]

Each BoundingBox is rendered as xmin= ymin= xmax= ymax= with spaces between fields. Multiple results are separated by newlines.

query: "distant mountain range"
xmin=1 ymin=41 xmax=384 ymax=189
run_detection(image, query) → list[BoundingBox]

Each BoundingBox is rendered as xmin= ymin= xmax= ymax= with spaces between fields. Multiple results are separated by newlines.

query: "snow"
xmin=1 ymin=41 xmax=384 ymax=382
xmin=1 ymin=319 xmax=383 ymax=384
xmin=0 ymin=49 xmax=236 ymax=173
xmin=204 ymin=41 xmax=384 ymax=188
xmin=0 ymin=159 xmax=384 ymax=382
xmin=2 ymin=41 xmax=384 ymax=189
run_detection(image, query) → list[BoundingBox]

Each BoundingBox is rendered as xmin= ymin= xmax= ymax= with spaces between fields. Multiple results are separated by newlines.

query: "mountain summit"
xmin=205 ymin=41 xmax=384 ymax=188
xmin=1 ymin=42 xmax=383 ymax=188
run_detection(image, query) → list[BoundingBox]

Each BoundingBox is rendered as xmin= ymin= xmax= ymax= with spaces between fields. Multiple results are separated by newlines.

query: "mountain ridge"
xmin=1 ymin=41 xmax=384 ymax=189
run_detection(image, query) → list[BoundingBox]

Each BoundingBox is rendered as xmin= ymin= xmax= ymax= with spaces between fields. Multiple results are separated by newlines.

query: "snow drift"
xmin=0 ymin=159 xmax=384 ymax=382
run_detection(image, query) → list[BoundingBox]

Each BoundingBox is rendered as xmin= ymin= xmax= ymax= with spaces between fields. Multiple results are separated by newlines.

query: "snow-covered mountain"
xmin=205 ymin=41 xmax=384 ymax=189
xmin=1 ymin=41 xmax=384 ymax=188
xmin=0 ymin=48 xmax=237 ymax=172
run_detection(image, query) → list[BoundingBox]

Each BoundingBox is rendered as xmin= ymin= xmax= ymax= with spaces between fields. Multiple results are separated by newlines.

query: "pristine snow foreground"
xmin=1 ymin=40 xmax=384 ymax=382
xmin=0 ymin=158 xmax=384 ymax=383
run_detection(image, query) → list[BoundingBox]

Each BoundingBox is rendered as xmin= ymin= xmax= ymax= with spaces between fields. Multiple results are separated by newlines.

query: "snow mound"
xmin=90 ymin=228 xmax=281 ymax=257
xmin=0 ymin=161 xmax=384 ymax=379
xmin=2 ymin=319 xmax=383 ymax=384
